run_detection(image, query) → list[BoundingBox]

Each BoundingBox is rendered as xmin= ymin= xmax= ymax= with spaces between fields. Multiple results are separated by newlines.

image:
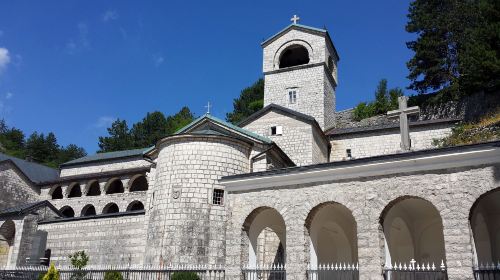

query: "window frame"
xmin=270 ymin=125 xmax=283 ymax=136
xmin=288 ymin=90 xmax=297 ymax=104
xmin=212 ymin=188 xmax=225 ymax=206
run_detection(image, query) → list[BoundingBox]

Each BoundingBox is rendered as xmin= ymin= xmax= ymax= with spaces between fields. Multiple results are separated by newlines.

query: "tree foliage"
xmin=406 ymin=0 xmax=500 ymax=97
xmin=68 ymin=251 xmax=89 ymax=280
xmin=41 ymin=263 xmax=60 ymax=280
xmin=98 ymin=107 xmax=195 ymax=153
xmin=171 ymin=272 xmax=201 ymax=280
xmin=0 ymin=120 xmax=86 ymax=168
xmin=104 ymin=271 xmax=124 ymax=280
xmin=353 ymin=79 xmax=404 ymax=121
xmin=226 ymin=78 xmax=264 ymax=124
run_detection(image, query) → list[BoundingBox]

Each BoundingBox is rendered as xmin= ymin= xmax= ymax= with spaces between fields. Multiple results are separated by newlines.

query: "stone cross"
xmin=291 ymin=15 xmax=300 ymax=24
xmin=205 ymin=101 xmax=211 ymax=114
xmin=387 ymin=96 xmax=420 ymax=151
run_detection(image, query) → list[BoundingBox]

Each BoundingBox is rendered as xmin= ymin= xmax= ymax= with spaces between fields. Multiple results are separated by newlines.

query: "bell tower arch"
xmin=262 ymin=17 xmax=339 ymax=130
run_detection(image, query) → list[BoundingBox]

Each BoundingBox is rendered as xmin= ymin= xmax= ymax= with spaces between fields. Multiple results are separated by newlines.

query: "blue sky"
xmin=0 ymin=0 xmax=414 ymax=154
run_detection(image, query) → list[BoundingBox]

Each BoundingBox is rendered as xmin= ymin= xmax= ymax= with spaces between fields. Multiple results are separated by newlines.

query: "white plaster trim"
xmin=222 ymin=147 xmax=500 ymax=191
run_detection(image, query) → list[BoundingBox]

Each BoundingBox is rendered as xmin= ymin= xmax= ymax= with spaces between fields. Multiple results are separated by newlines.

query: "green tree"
xmin=226 ymin=78 xmax=264 ymax=124
xmin=352 ymin=79 xmax=404 ymax=121
xmin=171 ymin=272 xmax=200 ymax=280
xmin=374 ymin=79 xmax=389 ymax=114
xmin=41 ymin=263 xmax=60 ymax=280
xmin=165 ymin=106 xmax=195 ymax=134
xmin=459 ymin=0 xmax=500 ymax=92
xmin=98 ymin=119 xmax=134 ymax=152
xmin=58 ymin=144 xmax=87 ymax=164
xmin=104 ymin=271 xmax=123 ymax=280
xmin=68 ymin=251 xmax=89 ymax=280
xmin=131 ymin=111 xmax=169 ymax=148
xmin=389 ymin=88 xmax=404 ymax=109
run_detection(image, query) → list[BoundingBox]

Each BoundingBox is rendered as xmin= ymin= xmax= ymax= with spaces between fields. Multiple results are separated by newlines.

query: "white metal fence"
xmin=473 ymin=262 xmax=500 ymax=280
xmin=0 ymin=264 xmax=225 ymax=280
xmin=242 ymin=264 xmax=286 ymax=280
xmin=307 ymin=263 xmax=359 ymax=280
xmin=383 ymin=259 xmax=448 ymax=280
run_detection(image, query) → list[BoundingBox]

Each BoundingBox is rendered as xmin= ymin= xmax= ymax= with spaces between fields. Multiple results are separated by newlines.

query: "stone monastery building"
xmin=0 ymin=19 xmax=499 ymax=280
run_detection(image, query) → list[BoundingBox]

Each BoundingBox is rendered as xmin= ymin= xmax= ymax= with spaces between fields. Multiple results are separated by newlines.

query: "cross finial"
xmin=204 ymin=101 xmax=211 ymax=114
xmin=291 ymin=15 xmax=300 ymax=24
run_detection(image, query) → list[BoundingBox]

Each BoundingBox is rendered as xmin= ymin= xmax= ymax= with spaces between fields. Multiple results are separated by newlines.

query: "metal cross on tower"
xmin=205 ymin=101 xmax=212 ymax=114
xmin=387 ymin=96 xmax=420 ymax=151
xmin=291 ymin=15 xmax=300 ymax=24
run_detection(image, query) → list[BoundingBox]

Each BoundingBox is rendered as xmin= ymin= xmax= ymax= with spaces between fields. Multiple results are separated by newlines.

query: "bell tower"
xmin=262 ymin=16 xmax=339 ymax=130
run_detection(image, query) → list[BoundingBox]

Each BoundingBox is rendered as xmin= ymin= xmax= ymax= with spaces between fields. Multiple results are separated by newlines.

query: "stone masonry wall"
xmin=38 ymin=214 xmax=146 ymax=266
xmin=330 ymin=123 xmax=454 ymax=161
xmin=0 ymin=162 xmax=40 ymax=209
xmin=144 ymin=136 xmax=251 ymax=266
xmin=264 ymin=65 xmax=333 ymax=131
xmin=60 ymin=158 xmax=150 ymax=177
xmin=225 ymin=164 xmax=500 ymax=280
xmin=242 ymin=110 xmax=320 ymax=166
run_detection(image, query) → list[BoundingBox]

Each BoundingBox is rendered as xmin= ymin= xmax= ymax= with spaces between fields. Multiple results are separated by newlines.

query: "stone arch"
xmin=242 ymin=206 xmax=286 ymax=268
xmin=50 ymin=186 xmax=63 ymax=200
xmin=105 ymin=178 xmax=124 ymax=194
xmin=470 ymin=187 xmax=500 ymax=265
xmin=85 ymin=180 xmax=101 ymax=196
xmin=273 ymin=40 xmax=313 ymax=70
xmin=102 ymin=202 xmax=119 ymax=214
xmin=129 ymin=175 xmax=148 ymax=192
xmin=0 ymin=220 xmax=15 ymax=268
xmin=80 ymin=204 xmax=96 ymax=217
xmin=67 ymin=183 xmax=82 ymax=198
xmin=279 ymin=44 xmax=310 ymax=69
xmin=59 ymin=206 xmax=75 ymax=218
xmin=305 ymin=202 xmax=358 ymax=267
xmin=126 ymin=200 xmax=144 ymax=211
xmin=380 ymin=196 xmax=446 ymax=266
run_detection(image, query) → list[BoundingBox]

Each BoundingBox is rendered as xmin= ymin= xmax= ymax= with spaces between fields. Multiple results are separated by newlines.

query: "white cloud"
xmin=66 ymin=23 xmax=90 ymax=54
xmin=102 ymin=10 xmax=119 ymax=22
xmin=153 ymin=54 xmax=164 ymax=67
xmin=94 ymin=116 xmax=116 ymax=128
xmin=0 ymin=47 xmax=10 ymax=73
xmin=5 ymin=92 xmax=13 ymax=99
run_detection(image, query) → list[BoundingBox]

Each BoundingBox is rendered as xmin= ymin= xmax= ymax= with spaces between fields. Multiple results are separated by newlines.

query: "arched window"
xmin=59 ymin=206 xmax=75 ymax=218
xmin=0 ymin=220 xmax=15 ymax=268
xmin=102 ymin=203 xmax=119 ymax=214
xmin=279 ymin=45 xmax=310 ymax=69
xmin=129 ymin=176 xmax=148 ymax=192
xmin=86 ymin=181 xmax=101 ymax=196
xmin=51 ymin=186 xmax=63 ymax=200
xmin=67 ymin=184 xmax=82 ymax=198
xmin=126 ymin=201 xmax=145 ymax=212
xmin=80 ymin=205 xmax=96 ymax=217
xmin=105 ymin=179 xmax=124 ymax=194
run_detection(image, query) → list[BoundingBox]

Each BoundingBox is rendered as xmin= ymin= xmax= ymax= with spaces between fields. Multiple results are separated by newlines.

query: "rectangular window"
xmin=288 ymin=90 xmax=297 ymax=104
xmin=271 ymin=126 xmax=282 ymax=136
xmin=346 ymin=149 xmax=352 ymax=159
xmin=212 ymin=189 xmax=224 ymax=205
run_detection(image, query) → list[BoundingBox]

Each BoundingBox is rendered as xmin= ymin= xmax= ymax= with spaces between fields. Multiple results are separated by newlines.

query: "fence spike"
xmin=441 ymin=260 xmax=446 ymax=270
xmin=432 ymin=262 xmax=436 ymax=270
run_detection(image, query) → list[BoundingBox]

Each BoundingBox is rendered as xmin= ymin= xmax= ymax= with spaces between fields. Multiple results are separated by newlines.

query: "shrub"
xmin=104 ymin=271 xmax=124 ymax=280
xmin=171 ymin=271 xmax=201 ymax=280
xmin=41 ymin=263 xmax=60 ymax=280
xmin=68 ymin=251 xmax=89 ymax=280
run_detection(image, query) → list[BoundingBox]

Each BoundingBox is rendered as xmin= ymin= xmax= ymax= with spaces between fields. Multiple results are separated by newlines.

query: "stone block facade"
xmin=242 ymin=110 xmax=329 ymax=166
xmin=0 ymin=162 xmax=39 ymax=209
xmin=330 ymin=123 xmax=454 ymax=161
xmin=224 ymin=160 xmax=500 ymax=280
xmin=38 ymin=213 xmax=146 ymax=266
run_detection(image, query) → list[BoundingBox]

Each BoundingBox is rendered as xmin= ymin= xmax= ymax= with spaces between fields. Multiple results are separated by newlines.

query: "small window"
xmin=288 ymin=90 xmax=297 ymax=104
xmin=346 ymin=149 xmax=352 ymax=159
xmin=212 ymin=189 xmax=224 ymax=205
xmin=271 ymin=126 xmax=282 ymax=136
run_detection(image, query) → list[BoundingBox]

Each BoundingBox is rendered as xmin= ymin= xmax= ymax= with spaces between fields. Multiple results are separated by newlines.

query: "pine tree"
xmin=98 ymin=119 xmax=134 ymax=153
xmin=226 ymin=78 xmax=264 ymax=124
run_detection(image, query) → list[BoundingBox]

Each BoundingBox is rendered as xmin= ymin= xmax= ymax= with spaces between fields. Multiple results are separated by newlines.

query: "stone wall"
xmin=144 ymin=136 xmax=251 ymax=266
xmin=330 ymin=122 xmax=454 ymax=161
xmin=38 ymin=213 xmax=146 ymax=266
xmin=225 ymin=163 xmax=500 ymax=280
xmin=242 ymin=110 xmax=324 ymax=166
xmin=60 ymin=158 xmax=151 ymax=177
xmin=0 ymin=162 xmax=39 ymax=209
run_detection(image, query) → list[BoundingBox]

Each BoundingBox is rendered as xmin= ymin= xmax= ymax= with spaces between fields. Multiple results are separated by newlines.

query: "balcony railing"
xmin=242 ymin=264 xmax=286 ymax=280
xmin=383 ymin=259 xmax=448 ymax=280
